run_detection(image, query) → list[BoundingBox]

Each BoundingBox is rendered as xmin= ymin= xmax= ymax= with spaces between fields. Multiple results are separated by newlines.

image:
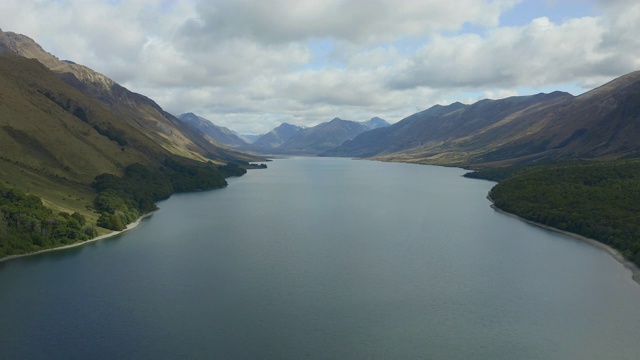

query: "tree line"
xmin=0 ymin=186 xmax=96 ymax=257
xmin=92 ymin=158 xmax=246 ymax=231
xmin=487 ymin=159 xmax=640 ymax=266
xmin=0 ymin=157 xmax=248 ymax=257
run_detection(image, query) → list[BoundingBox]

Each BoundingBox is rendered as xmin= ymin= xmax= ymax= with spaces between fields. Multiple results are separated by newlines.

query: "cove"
xmin=1 ymin=157 xmax=639 ymax=359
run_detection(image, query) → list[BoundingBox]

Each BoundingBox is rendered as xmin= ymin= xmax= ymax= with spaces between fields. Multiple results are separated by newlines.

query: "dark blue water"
xmin=1 ymin=157 xmax=640 ymax=359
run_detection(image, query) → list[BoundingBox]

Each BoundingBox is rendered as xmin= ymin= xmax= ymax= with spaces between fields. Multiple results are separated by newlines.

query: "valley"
xmin=1 ymin=27 xmax=640 ymax=273
xmin=2 ymin=1 xmax=640 ymax=357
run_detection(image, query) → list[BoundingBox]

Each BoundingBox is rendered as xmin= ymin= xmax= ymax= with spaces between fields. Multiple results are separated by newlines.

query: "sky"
xmin=1 ymin=0 xmax=639 ymax=134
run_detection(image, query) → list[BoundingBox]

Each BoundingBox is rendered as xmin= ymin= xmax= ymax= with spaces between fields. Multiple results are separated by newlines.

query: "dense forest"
xmin=487 ymin=160 xmax=640 ymax=266
xmin=0 ymin=185 xmax=96 ymax=257
xmin=92 ymin=158 xmax=247 ymax=231
xmin=0 ymin=158 xmax=249 ymax=257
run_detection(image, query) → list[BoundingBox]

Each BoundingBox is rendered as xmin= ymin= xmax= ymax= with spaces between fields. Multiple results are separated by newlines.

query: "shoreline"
xmin=0 ymin=212 xmax=154 ymax=264
xmin=488 ymin=198 xmax=640 ymax=286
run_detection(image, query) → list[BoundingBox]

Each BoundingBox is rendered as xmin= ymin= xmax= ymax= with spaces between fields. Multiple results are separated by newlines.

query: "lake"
xmin=1 ymin=157 xmax=640 ymax=359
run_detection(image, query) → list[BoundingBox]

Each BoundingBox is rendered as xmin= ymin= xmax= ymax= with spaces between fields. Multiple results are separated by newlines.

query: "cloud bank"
xmin=1 ymin=0 xmax=639 ymax=133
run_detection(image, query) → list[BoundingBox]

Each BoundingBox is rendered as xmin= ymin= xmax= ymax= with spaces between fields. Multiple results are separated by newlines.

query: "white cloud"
xmin=386 ymin=15 xmax=621 ymax=90
xmin=482 ymin=89 xmax=519 ymax=100
xmin=180 ymin=0 xmax=517 ymax=45
xmin=1 ymin=0 xmax=639 ymax=134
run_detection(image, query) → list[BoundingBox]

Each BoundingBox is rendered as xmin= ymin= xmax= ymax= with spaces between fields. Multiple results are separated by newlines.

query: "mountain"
xmin=322 ymin=101 xmax=471 ymax=158
xmin=0 ymin=54 xmax=152 ymax=198
xmin=0 ymin=29 xmax=254 ymax=164
xmin=324 ymin=72 xmax=640 ymax=166
xmin=253 ymin=123 xmax=303 ymax=150
xmin=360 ymin=117 xmax=390 ymax=129
xmin=475 ymin=71 xmax=640 ymax=164
xmin=0 ymin=29 xmax=261 ymax=233
xmin=177 ymin=112 xmax=248 ymax=148
xmin=275 ymin=118 xmax=371 ymax=155
xmin=251 ymin=117 xmax=389 ymax=155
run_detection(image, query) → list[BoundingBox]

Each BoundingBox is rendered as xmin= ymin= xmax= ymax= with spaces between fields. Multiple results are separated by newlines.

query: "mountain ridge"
xmin=274 ymin=117 xmax=371 ymax=155
xmin=322 ymin=73 xmax=640 ymax=167
xmin=0 ymin=29 xmax=255 ymax=164
xmin=252 ymin=117 xmax=389 ymax=155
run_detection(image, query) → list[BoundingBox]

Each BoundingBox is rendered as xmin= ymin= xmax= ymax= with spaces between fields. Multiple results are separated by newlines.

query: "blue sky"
xmin=500 ymin=0 xmax=595 ymax=26
xmin=1 ymin=0 xmax=639 ymax=134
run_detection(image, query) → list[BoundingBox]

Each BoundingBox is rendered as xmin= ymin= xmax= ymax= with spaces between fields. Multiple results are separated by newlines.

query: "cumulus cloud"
xmin=179 ymin=0 xmax=516 ymax=45
xmin=386 ymin=16 xmax=621 ymax=90
xmin=1 ymin=0 xmax=639 ymax=133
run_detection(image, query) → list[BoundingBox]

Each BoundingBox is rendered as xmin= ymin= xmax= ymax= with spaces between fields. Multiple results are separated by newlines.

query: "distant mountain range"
xmin=174 ymin=113 xmax=391 ymax=156
xmin=177 ymin=114 xmax=391 ymax=155
xmin=324 ymin=73 xmax=640 ymax=167
xmin=251 ymin=117 xmax=390 ymax=155
xmin=252 ymin=122 xmax=303 ymax=150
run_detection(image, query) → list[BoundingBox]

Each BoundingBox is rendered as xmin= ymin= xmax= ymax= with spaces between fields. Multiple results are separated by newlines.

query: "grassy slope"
xmin=0 ymin=54 xmax=266 ymax=257
xmin=0 ymin=55 xmax=156 ymax=220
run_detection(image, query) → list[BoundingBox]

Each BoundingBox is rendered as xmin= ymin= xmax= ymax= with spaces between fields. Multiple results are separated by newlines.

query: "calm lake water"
xmin=1 ymin=157 xmax=640 ymax=359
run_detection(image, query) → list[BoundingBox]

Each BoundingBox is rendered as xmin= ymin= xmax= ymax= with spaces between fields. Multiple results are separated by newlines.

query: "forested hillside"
xmin=0 ymin=185 xmax=96 ymax=257
xmin=92 ymin=159 xmax=245 ymax=231
xmin=488 ymin=160 xmax=640 ymax=266
xmin=0 ymin=159 xmax=248 ymax=257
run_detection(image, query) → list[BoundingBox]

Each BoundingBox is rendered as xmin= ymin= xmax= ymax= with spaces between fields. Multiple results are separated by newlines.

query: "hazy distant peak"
xmin=178 ymin=112 xmax=201 ymax=121
xmin=361 ymin=117 xmax=390 ymax=129
xmin=176 ymin=112 xmax=247 ymax=147
xmin=274 ymin=122 xmax=302 ymax=131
